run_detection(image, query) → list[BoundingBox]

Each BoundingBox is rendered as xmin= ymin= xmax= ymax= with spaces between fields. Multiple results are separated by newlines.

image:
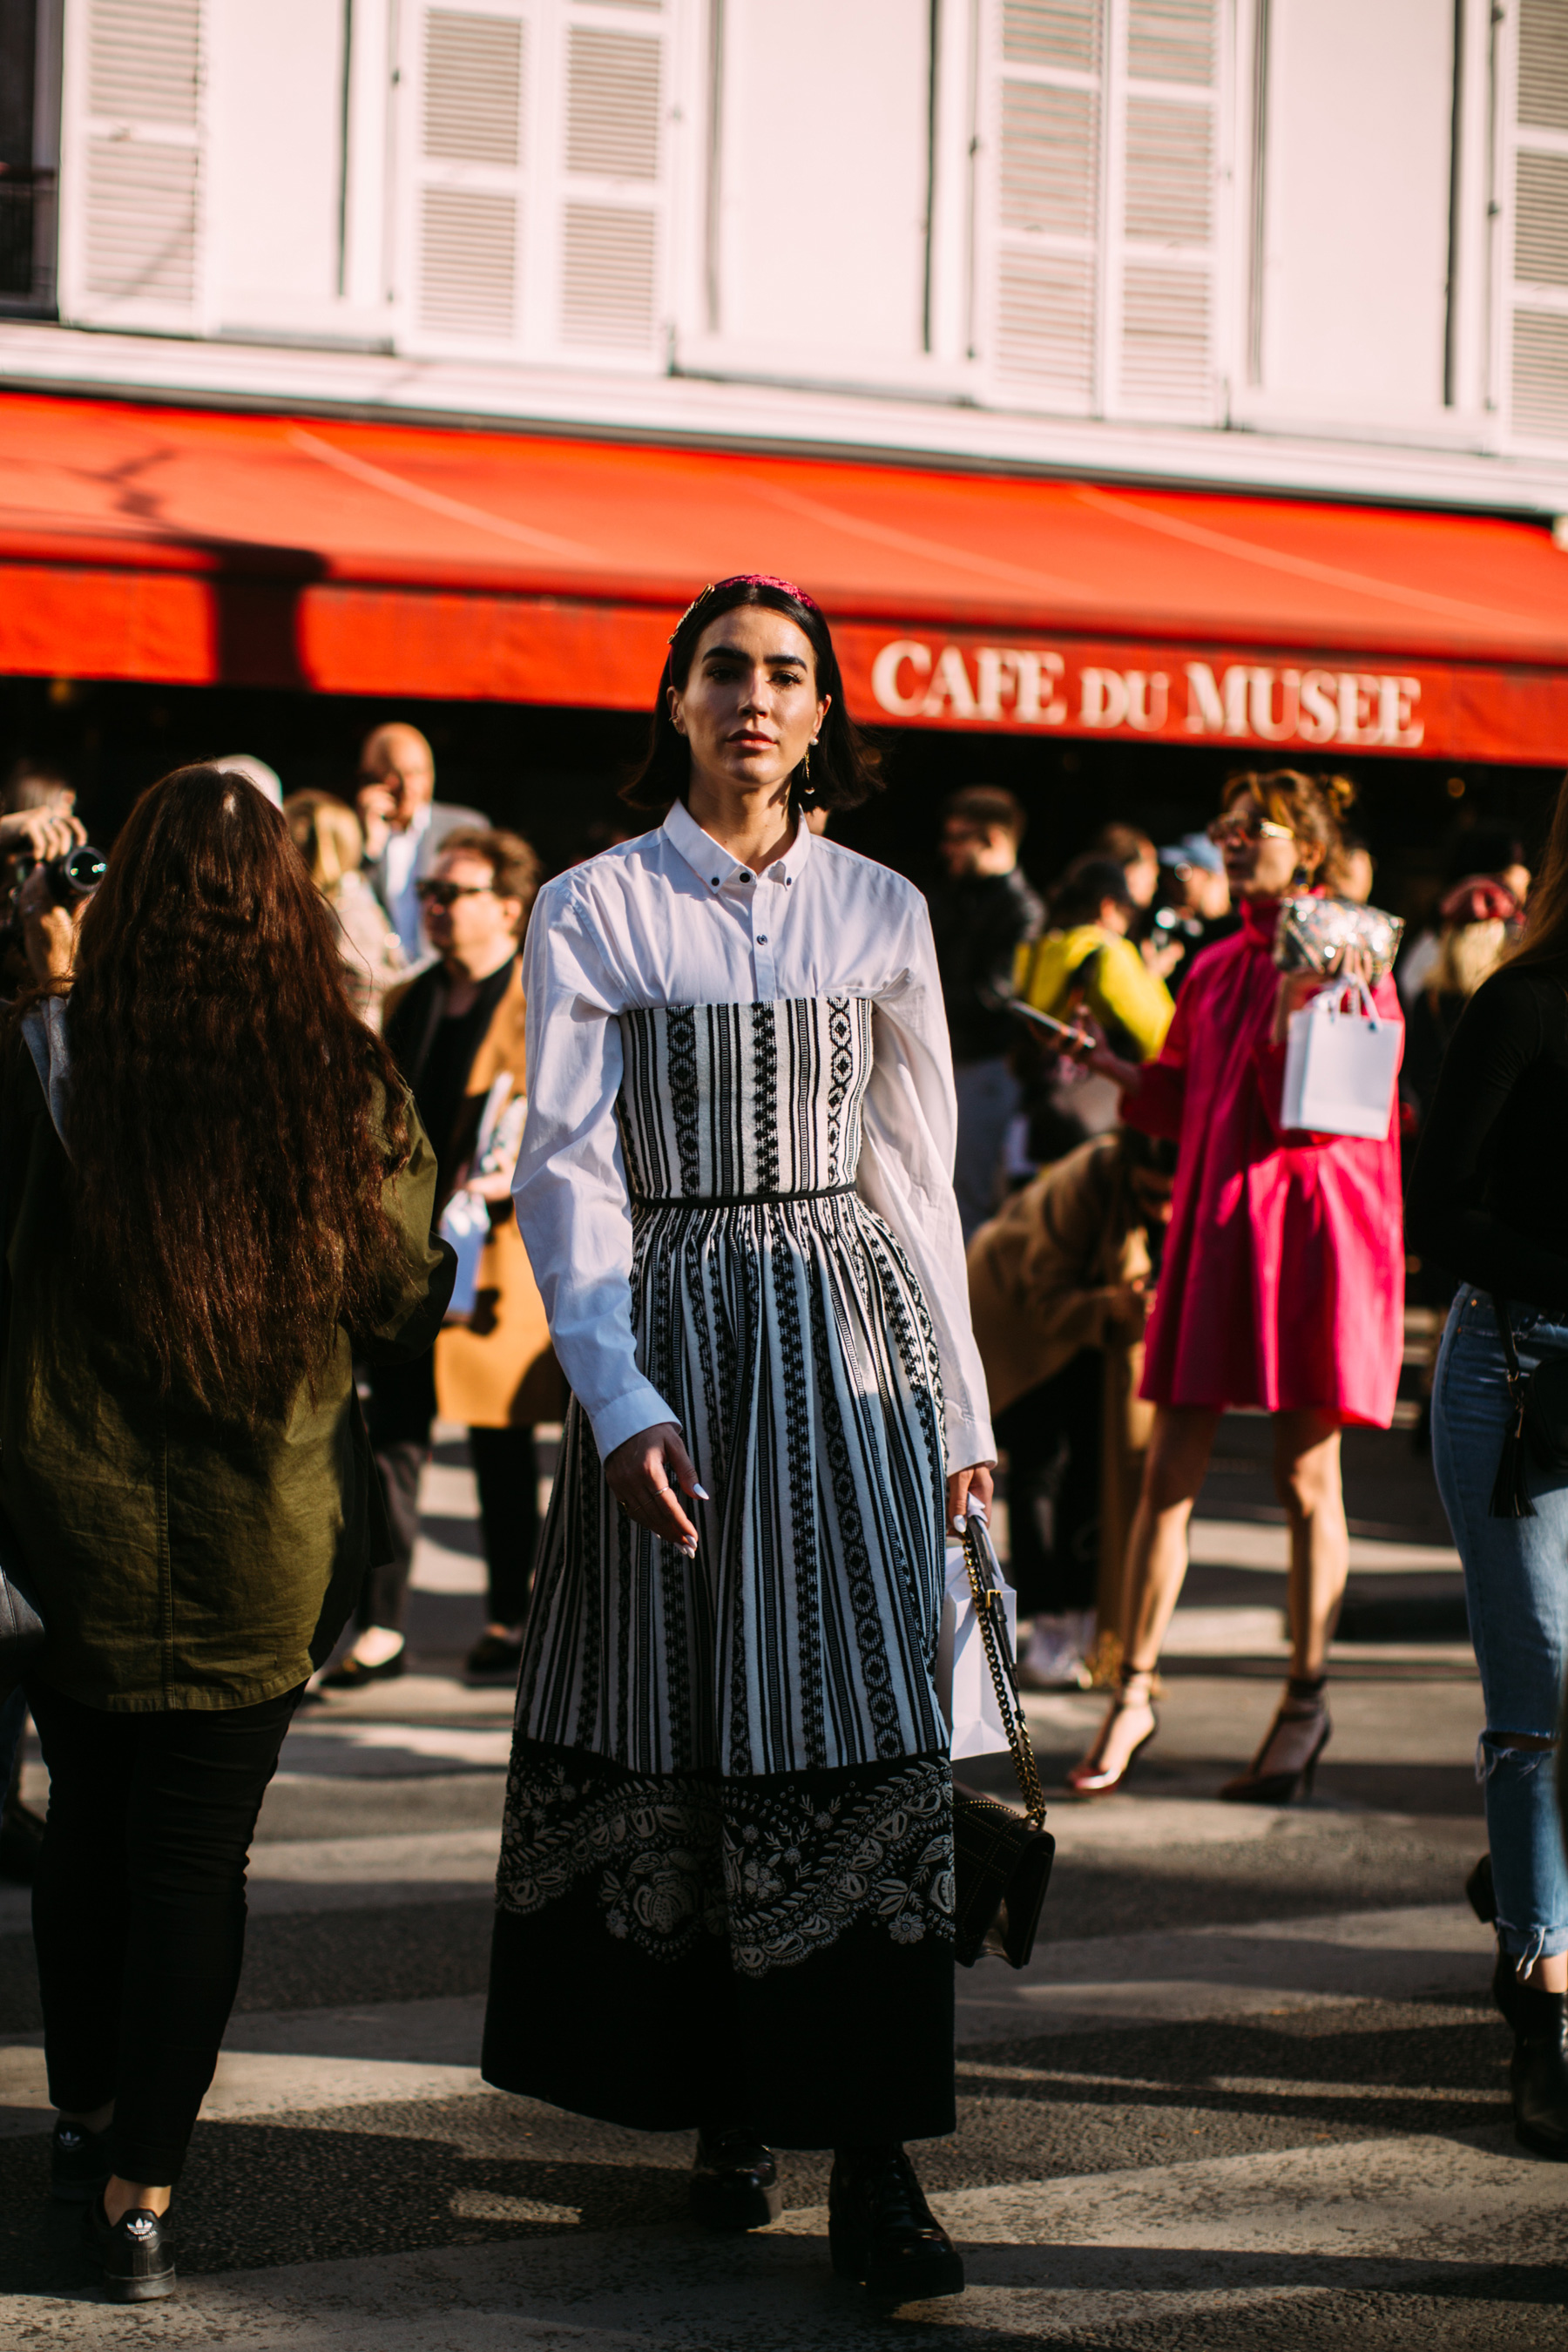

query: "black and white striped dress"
xmin=482 ymin=808 xmax=992 ymax=2146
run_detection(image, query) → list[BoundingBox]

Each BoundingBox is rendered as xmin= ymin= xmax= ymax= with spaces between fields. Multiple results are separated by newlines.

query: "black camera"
xmin=1 ymin=844 xmax=107 ymax=970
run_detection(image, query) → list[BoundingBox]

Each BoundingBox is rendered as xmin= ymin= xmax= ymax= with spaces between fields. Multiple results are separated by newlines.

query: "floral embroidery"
xmin=496 ymin=1752 xmax=954 ymax=1977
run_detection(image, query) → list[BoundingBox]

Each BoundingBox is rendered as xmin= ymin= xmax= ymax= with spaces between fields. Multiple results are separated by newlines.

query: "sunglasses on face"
xmin=416 ymin=880 xmax=492 ymax=908
xmin=1207 ymin=813 xmax=1295 ymax=848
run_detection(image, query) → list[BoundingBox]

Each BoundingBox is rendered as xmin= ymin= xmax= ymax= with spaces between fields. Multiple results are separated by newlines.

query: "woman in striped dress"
xmin=482 ymin=578 xmax=995 ymax=2301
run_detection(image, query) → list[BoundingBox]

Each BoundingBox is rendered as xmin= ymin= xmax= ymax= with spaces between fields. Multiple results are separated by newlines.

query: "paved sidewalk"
xmin=3 ymin=1418 xmax=1562 ymax=2344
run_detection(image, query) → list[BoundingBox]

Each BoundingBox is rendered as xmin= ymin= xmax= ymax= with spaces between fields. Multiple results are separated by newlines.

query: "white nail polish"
xmin=953 ymin=1515 xmax=966 ymax=1532
xmin=693 ymin=1484 xmax=711 ymax=1501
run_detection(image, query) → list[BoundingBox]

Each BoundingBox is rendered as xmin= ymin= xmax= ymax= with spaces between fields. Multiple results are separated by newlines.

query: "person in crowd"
xmin=968 ymin=1128 xmax=1177 ymax=1689
xmin=1324 ymin=829 xmax=1375 ymax=905
xmin=929 ymin=785 xmax=1044 ymax=1240
xmin=1012 ymin=858 xmax=1174 ymax=1157
xmin=484 ymin=575 xmax=993 ymax=2302
xmin=5 ymin=767 xmax=451 ymax=2301
xmin=321 ymin=828 xmax=559 ymax=1689
xmin=285 ymin=789 xmax=406 ymax=1029
xmin=1400 ymin=827 xmax=1532 ymax=1008
xmin=3 ymin=758 xmax=77 ymax=821
xmin=1088 ymin=821 xmax=1159 ymax=913
xmin=1066 ymin=769 xmax=1404 ymax=1800
xmin=1407 ymin=771 xmax=1568 ymax=2159
xmin=1402 ymin=875 xmax=1524 ymax=1133
xmin=1146 ymin=832 xmax=1235 ymax=990
xmin=355 ymin=722 xmax=484 ymax=962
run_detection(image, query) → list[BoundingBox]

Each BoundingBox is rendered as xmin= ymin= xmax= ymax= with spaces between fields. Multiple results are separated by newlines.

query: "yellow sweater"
xmin=1014 ymin=924 xmax=1173 ymax=1063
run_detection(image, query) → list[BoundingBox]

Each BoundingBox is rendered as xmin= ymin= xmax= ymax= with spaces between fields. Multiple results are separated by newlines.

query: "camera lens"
xmin=57 ymin=847 xmax=107 ymax=898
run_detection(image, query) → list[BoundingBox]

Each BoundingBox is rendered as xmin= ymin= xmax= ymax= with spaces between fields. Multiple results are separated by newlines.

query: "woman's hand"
xmin=1272 ymin=946 xmax=1375 ymax=1044
xmin=604 ymin=1422 xmax=707 ymax=1554
xmin=947 ymin=1461 xmax=995 ymax=1538
xmin=1063 ymin=1014 xmax=1142 ymax=1094
xmin=17 ymin=862 xmax=84 ymax=985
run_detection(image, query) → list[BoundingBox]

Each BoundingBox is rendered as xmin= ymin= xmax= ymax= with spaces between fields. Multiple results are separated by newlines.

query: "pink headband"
xmin=670 ymin=573 xmax=821 ymax=642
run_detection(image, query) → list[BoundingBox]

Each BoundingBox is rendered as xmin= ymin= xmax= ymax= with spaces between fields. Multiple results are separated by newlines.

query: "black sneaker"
xmin=83 ymin=2195 xmax=176 ymax=2302
xmin=51 ymin=2117 xmax=112 ymax=2204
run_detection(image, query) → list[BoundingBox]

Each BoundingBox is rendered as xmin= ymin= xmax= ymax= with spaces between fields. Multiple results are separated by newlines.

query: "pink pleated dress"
xmin=1125 ymin=898 xmax=1405 ymax=1428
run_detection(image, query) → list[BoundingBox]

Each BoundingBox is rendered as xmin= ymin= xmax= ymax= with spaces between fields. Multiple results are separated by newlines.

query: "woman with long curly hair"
xmin=8 ymin=767 xmax=452 ymax=2301
xmin=482 ymin=577 xmax=995 ymax=2301
xmin=1066 ymin=769 xmax=1405 ymax=1801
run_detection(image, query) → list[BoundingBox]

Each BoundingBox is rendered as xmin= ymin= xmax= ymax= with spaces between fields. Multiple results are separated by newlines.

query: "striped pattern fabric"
xmin=513 ymin=995 xmax=950 ymax=1779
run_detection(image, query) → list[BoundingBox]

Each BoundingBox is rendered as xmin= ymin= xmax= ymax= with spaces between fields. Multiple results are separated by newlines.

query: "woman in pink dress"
xmin=1068 ymin=770 xmax=1404 ymax=1801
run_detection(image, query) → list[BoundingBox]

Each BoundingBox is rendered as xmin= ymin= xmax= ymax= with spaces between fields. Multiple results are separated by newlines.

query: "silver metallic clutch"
xmin=1273 ymin=895 xmax=1405 ymax=988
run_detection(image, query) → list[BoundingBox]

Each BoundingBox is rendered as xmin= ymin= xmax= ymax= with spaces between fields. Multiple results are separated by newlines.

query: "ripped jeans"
xmin=1432 ymin=1291 xmax=1568 ymax=1968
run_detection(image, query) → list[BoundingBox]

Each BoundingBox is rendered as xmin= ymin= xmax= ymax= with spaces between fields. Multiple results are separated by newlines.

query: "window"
xmin=1507 ymin=0 xmax=1568 ymax=441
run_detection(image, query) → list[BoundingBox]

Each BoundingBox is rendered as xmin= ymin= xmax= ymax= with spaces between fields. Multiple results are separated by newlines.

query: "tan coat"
xmin=384 ymin=963 xmax=562 ymax=1430
xmin=967 ymin=1135 xmax=1156 ymax=1635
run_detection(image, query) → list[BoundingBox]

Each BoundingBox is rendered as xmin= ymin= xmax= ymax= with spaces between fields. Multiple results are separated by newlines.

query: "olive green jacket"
xmin=0 ymin=1038 xmax=455 ymax=1711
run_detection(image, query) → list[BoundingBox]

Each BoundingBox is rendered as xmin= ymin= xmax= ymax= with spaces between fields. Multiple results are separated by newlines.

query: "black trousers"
xmin=27 ymin=1679 xmax=302 ymax=2186
xmin=362 ymin=1356 xmax=540 ymax=1630
xmin=994 ymin=1350 xmax=1103 ymax=1617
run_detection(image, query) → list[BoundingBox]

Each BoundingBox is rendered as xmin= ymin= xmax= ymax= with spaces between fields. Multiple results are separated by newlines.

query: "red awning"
xmin=2 ymin=389 xmax=1566 ymax=762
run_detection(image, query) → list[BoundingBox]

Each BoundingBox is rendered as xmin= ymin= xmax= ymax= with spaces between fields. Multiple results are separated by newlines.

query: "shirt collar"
xmin=662 ymin=794 xmax=814 ymax=889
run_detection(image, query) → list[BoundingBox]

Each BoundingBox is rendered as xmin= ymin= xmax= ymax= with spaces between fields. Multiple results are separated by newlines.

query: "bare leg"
xmin=1220 ymin=1409 xmax=1348 ymax=1800
xmin=1070 ymin=1407 xmax=1221 ymax=1787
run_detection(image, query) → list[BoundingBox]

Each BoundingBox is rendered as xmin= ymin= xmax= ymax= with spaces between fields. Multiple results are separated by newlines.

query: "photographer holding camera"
xmin=2 ymin=767 xmax=453 ymax=2300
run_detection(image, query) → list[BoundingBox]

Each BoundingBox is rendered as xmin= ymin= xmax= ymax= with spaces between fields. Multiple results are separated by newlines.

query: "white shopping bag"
xmin=934 ymin=1523 xmax=1019 ymax=1761
xmin=1281 ymin=981 xmax=1401 ymax=1140
xmin=438 ymin=1186 xmax=490 ymax=1321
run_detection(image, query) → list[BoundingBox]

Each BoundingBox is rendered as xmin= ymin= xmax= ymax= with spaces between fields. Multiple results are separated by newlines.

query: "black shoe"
xmin=317 ymin=1647 xmax=406 ymax=1690
xmin=1492 ymin=1942 xmax=1522 ymax=2032
xmin=51 ymin=2117 xmax=112 ymax=2204
xmin=1511 ymin=1984 xmax=1568 ymax=2159
xmin=689 ymin=2126 xmax=782 ymax=2231
xmin=0 ymin=1796 xmax=45 ymax=1884
xmin=465 ymin=1632 xmax=524 ymax=1680
xmin=828 ymin=2145 xmax=963 ymax=2301
xmin=83 ymin=2196 xmax=176 ymax=2302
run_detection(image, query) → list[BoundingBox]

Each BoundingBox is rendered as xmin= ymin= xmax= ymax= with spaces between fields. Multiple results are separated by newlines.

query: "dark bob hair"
xmin=620 ymin=575 xmax=883 ymax=815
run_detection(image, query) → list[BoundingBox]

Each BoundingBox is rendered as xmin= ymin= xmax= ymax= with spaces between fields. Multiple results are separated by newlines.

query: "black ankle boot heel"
xmin=828 ymin=2146 xmax=963 ymax=2301
xmin=689 ymin=2128 xmax=781 ymax=2230
xmin=1511 ymin=1984 xmax=1568 ymax=2159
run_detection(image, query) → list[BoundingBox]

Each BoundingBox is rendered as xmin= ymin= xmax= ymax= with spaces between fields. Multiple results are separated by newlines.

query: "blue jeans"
xmin=953 ymin=1058 xmax=1020 ymax=1244
xmin=1432 ymin=1290 xmax=1568 ymax=1967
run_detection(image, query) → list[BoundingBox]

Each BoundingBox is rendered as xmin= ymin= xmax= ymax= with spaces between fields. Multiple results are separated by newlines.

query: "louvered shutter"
xmin=990 ymin=0 xmax=1104 ymax=402
xmin=412 ymin=4 xmax=527 ymax=343
xmin=557 ymin=9 xmax=664 ymax=354
xmin=1509 ymin=0 xmax=1568 ymax=441
xmin=61 ymin=0 xmax=204 ymax=327
xmin=1109 ymin=0 xmax=1218 ymax=416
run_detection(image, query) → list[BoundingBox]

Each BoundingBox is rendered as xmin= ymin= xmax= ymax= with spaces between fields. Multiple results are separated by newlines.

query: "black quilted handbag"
xmin=0 ymin=1500 xmax=44 ymax=1693
xmin=950 ymin=1514 xmax=1055 ymax=1969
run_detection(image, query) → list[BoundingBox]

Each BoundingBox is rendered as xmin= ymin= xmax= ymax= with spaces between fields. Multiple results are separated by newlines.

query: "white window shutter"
xmin=1108 ymin=0 xmax=1218 ymax=418
xmin=1509 ymin=0 xmax=1568 ymax=442
xmin=413 ymin=5 xmax=527 ymax=344
xmin=64 ymin=0 xmax=204 ymax=326
xmin=989 ymin=0 xmax=1105 ymax=405
xmin=557 ymin=12 xmax=664 ymax=355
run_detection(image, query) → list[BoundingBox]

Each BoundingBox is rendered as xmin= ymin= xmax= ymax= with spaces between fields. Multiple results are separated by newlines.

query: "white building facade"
xmin=0 ymin=0 xmax=1565 ymax=515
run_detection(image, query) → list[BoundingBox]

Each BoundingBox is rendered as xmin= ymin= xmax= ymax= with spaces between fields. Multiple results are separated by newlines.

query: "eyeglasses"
xmin=416 ymin=880 xmax=491 ymax=908
xmin=1207 ymin=813 xmax=1295 ymax=848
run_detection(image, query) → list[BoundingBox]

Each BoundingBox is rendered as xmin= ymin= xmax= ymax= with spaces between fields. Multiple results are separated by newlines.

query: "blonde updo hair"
xmin=1220 ymin=768 xmax=1356 ymax=877
xmin=284 ymin=790 xmax=365 ymax=896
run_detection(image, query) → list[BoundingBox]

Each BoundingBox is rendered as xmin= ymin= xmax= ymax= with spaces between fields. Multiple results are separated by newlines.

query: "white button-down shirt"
xmin=377 ymin=802 xmax=433 ymax=960
xmin=513 ymin=796 xmax=995 ymax=1470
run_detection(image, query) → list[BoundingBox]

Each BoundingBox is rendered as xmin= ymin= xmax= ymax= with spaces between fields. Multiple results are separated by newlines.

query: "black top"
xmin=929 ymin=866 xmax=1044 ymax=1064
xmin=1406 ymin=963 xmax=1568 ymax=1312
xmin=384 ymin=956 xmax=516 ymax=1203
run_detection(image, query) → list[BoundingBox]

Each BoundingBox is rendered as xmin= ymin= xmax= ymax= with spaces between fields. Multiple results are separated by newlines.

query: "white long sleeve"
xmin=513 ymin=799 xmax=995 ymax=1468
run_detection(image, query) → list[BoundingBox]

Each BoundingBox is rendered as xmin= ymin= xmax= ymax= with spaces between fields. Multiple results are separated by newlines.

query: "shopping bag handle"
xmin=1306 ymin=974 xmax=1378 ymax=1027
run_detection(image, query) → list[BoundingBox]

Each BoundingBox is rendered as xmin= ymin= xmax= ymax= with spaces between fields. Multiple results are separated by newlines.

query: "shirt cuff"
xmin=590 ymin=1382 xmax=680 ymax=1463
xmin=945 ymin=1409 xmax=997 ymax=1473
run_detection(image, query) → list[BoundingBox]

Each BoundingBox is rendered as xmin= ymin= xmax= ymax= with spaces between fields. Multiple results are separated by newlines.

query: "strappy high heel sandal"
xmin=1219 ymin=1675 xmax=1331 ymax=1804
xmin=1066 ymin=1667 xmax=1159 ymax=1796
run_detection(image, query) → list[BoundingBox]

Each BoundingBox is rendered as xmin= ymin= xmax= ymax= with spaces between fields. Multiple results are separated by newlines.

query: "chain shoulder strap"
xmin=962 ymin=1517 xmax=1047 ymax=1828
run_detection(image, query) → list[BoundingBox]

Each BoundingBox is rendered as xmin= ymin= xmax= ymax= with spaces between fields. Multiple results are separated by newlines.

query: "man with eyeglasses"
xmin=355 ymin=722 xmax=484 ymax=963
xmin=318 ymin=830 xmax=561 ymax=1689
